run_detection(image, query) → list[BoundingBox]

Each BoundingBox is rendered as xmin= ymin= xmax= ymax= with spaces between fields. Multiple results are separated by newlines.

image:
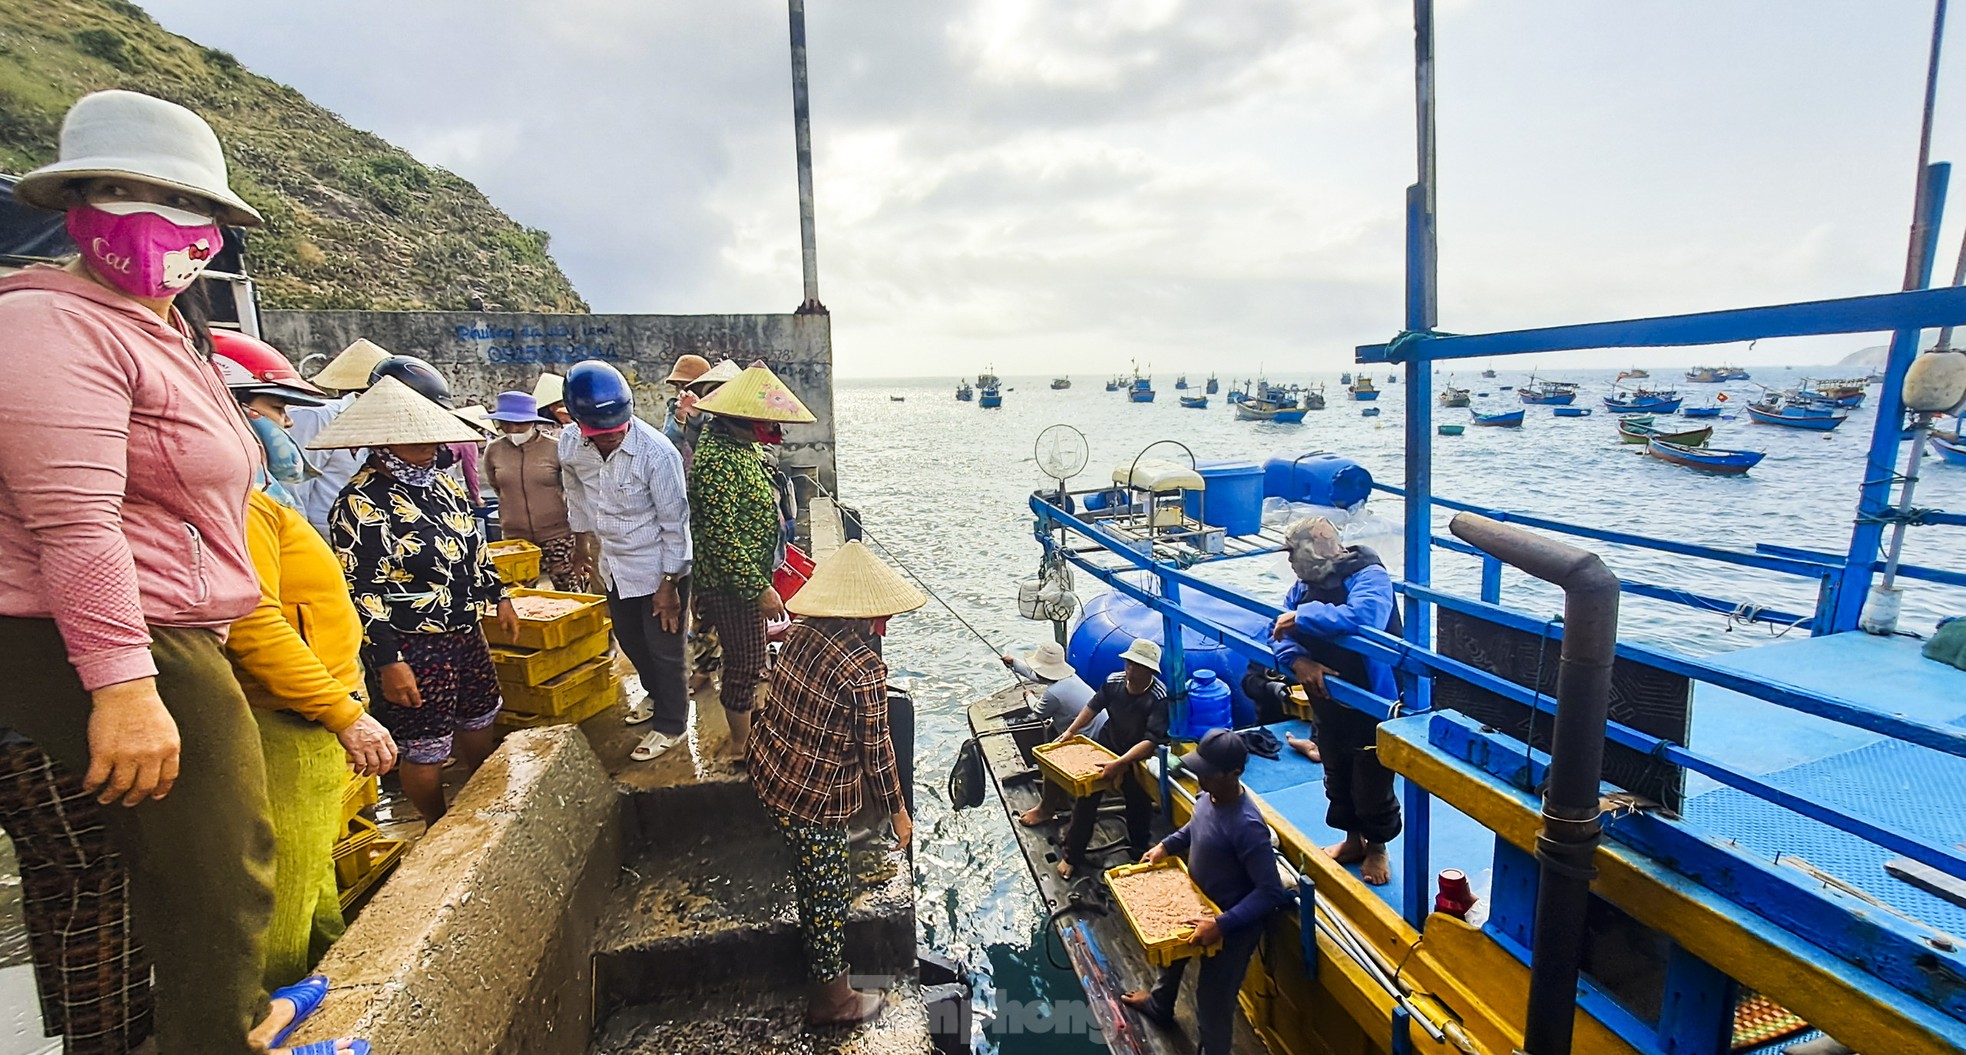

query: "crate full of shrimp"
xmin=486 ymin=538 xmax=542 ymax=586
xmin=1104 ymin=857 xmax=1224 ymax=968
xmin=1032 ymin=735 xmax=1122 ymax=798
xmin=483 ymin=589 xmax=609 ymax=650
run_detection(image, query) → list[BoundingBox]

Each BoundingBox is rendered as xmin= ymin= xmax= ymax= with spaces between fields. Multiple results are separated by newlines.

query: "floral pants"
xmin=535 ymin=534 xmax=591 ymax=595
xmin=769 ymin=809 xmax=851 ymax=981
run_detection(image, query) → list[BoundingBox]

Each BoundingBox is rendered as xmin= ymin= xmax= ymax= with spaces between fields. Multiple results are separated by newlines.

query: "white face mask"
xmin=504 ymin=427 xmax=535 ymax=446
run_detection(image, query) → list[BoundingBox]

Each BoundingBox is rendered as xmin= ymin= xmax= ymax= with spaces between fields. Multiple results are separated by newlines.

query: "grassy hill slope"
xmin=0 ymin=0 xmax=587 ymax=312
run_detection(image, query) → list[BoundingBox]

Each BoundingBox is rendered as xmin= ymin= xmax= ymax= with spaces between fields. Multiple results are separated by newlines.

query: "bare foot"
xmin=1057 ymin=859 xmax=1076 ymax=880
xmin=1018 ymin=805 xmax=1051 ymax=827
xmin=1360 ymin=843 xmax=1392 ymax=886
xmin=1120 ymin=990 xmax=1173 ymax=1026
xmin=1286 ymin=734 xmax=1321 ymax=764
xmin=1325 ymin=835 xmax=1366 ymax=866
xmin=807 ymin=989 xmax=884 ymax=1027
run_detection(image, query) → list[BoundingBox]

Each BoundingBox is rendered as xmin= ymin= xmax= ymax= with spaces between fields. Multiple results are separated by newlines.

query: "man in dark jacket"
xmin=1271 ymin=516 xmax=1402 ymax=885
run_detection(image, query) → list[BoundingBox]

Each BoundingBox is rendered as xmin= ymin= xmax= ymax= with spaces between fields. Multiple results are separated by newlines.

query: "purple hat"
xmin=486 ymin=390 xmax=554 ymax=424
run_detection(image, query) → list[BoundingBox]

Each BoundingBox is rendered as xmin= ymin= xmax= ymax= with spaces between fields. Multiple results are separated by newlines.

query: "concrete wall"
xmin=261 ymin=309 xmax=837 ymax=490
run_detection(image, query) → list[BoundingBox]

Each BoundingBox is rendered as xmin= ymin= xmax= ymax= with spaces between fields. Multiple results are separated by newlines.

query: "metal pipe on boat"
xmin=1446 ymin=513 xmax=1619 ymax=1055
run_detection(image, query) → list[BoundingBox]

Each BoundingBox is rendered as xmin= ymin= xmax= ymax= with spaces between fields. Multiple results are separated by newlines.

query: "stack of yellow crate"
xmin=332 ymin=772 xmax=407 ymax=911
xmin=486 ymin=538 xmax=543 ymax=586
xmin=483 ymin=588 xmax=620 ymax=728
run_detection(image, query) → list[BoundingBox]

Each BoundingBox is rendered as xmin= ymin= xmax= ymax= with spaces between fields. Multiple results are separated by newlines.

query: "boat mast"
xmin=788 ymin=0 xmax=825 ymax=313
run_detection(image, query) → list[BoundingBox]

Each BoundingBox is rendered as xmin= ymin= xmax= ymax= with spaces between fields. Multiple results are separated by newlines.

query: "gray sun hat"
xmin=15 ymin=90 xmax=262 ymax=227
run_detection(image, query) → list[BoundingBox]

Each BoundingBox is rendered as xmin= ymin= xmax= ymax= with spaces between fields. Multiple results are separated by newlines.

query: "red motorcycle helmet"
xmin=210 ymin=329 xmax=328 ymax=406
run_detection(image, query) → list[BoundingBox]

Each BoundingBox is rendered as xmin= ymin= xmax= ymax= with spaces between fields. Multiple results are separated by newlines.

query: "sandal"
xmin=287 ymin=1041 xmax=371 ymax=1055
xmin=268 ymin=975 xmax=330 ymax=1049
xmin=631 ymin=729 xmax=680 ymax=761
xmin=623 ymin=695 xmax=655 ymax=725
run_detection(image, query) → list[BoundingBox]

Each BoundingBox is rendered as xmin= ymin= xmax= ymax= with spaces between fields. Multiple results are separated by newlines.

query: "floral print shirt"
xmin=329 ymin=460 xmax=507 ymax=669
xmin=688 ymin=428 xmax=782 ymax=599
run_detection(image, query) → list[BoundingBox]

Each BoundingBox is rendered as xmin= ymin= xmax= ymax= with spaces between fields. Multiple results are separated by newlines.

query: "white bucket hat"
xmin=1024 ymin=641 xmax=1076 ymax=681
xmin=305 ymin=376 xmax=484 ymax=450
xmin=1119 ymin=638 xmax=1162 ymax=674
xmin=15 ymin=90 xmax=262 ymax=227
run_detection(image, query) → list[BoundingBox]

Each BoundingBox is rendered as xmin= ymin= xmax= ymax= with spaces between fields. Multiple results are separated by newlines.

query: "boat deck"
xmin=1681 ymin=632 xmax=1966 ymax=938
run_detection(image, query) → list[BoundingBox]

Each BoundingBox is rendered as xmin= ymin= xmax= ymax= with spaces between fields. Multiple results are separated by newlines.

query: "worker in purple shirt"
xmin=1122 ymin=728 xmax=1288 ymax=1053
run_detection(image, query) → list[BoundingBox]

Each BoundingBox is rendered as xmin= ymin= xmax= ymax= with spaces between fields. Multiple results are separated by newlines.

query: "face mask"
xmin=378 ymin=448 xmax=441 ymax=488
xmin=752 ymin=422 xmax=784 ymax=446
xmin=247 ymin=411 xmax=311 ymax=489
xmin=505 ymin=427 xmax=535 ymax=446
xmin=66 ymin=201 xmax=223 ymax=300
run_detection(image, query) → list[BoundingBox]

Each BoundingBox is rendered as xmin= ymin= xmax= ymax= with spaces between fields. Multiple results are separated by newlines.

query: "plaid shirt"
xmin=749 ymin=621 xmax=906 ymax=826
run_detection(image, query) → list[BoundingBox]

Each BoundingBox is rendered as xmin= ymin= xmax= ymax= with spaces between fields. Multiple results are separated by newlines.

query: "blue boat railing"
xmin=1029 ymin=491 xmax=1966 ymax=891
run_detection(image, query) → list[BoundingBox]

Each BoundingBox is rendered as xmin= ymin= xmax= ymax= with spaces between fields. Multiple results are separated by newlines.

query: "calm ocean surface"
xmin=833 ymin=367 xmax=1966 ymax=1053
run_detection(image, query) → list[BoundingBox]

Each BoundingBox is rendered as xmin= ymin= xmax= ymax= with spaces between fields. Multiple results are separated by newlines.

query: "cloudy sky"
xmin=144 ymin=1 xmax=1966 ymax=377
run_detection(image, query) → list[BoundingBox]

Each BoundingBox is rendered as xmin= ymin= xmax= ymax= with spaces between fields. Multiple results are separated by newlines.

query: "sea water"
xmin=837 ymin=367 xmax=1966 ymax=1053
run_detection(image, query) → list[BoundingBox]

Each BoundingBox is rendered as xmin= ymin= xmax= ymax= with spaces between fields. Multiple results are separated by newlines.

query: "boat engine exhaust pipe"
xmin=1447 ymin=513 xmax=1619 ymax=1055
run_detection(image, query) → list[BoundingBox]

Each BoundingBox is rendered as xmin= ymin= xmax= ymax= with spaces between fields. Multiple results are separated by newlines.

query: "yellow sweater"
xmin=225 ymin=489 xmax=366 ymax=732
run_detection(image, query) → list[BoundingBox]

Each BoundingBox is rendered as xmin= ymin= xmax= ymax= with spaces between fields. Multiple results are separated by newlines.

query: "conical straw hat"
xmin=306 ymin=375 xmax=485 ymax=449
xmin=453 ymin=404 xmax=497 ymax=434
xmin=785 ymin=541 xmax=926 ymax=619
xmin=309 ymin=338 xmax=392 ymax=391
xmin=689 ymin=358 xmax=743 ymax=391
xmin=533 ymin=371 xmax=566 ymax=407
xmin=693 ymin=365 xmax=816 ymax=424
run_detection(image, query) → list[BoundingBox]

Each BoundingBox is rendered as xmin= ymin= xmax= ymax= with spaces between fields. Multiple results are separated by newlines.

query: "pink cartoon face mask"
xmin=66 ymin=200 xmax=222 ymax=300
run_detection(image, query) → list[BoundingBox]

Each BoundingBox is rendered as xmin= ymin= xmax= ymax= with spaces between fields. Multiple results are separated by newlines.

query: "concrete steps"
xmin=588 ymin=981 xmax=933 ymax=1055
xmin=590 ymin=777 xmax=917 ymax=1021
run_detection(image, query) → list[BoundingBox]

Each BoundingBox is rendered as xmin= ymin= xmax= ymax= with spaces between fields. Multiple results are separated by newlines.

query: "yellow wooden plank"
xmin=1381 ymin=732 xmax=1966 ymax=1052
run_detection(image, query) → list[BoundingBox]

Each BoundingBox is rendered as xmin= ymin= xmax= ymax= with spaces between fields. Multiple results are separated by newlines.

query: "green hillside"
xmin=0 ymin=0 xmax=588 ymax=312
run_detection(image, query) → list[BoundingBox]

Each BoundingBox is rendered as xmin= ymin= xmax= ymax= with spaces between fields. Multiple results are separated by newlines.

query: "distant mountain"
xmin=0 ymin=0 xmax=587 ymax=313
xmin=1839 ymin=333 xmax=1941 ymax=369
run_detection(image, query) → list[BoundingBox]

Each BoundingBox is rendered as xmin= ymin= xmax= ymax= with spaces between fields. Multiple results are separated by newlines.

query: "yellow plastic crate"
xmin=1033 ymin=735 xmax=1121 ymax=798
xmin=499 ymin=656 xmax=613 ymax=718
xmin=491 ymin=627 xmax=611 ymax=688
xmin=1283 ymin=685 xmax=1316 ymax=722
xmin=333 ymin=816 xmax=408 ymax=911
xmin=482 ymin=588 xmax=609 ymax=650
xmin=1104 ymin=857 xmax=1224 ymax=968
xmin=496 ymin=676 xmax=618 ymax=730
xmin=487 ymin=538 xmax=543 ymax=585
xmin=340 ymin=773 xmax=379 ymax=830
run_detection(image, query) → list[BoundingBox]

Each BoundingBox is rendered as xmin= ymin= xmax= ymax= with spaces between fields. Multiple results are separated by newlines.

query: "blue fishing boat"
xmin=1646 ymin=438 xmax=1767 ymax=475
xmin=1605 ymin=387 xmax=1685 ymax=414
xmin=1104 ymin=377 xmax=1120 ymax=392
xmin=1179 ymin=394 xmax=1209 ymax=409
xmin=1800 ymin=379 xmax=1869 ymax=409
xmin=1681 ymin=404 xmax=1723 ymax=418
xmin=1931 ymin=428 xmax=1966 ymax=465
xmin=977 ymin=385 xmax=1001 ymax=408
xmin=1518 ymin=377 xmax=1579 ymax=405
xmin=1175 ymin=374 xmax=1190 ymax=390
xmin=1340 ymin=371 xmax=1353 ymax=385
xmin=1349 ymin=375 xmax=1381 ymax=400
xmin=1234 ymin=398 xmax=1305 ymax=423
xmin=955 ymin=381 xmax=973 ymax=401
xmin=964 ymin=7 xmax=1966 ymax=1055
xmin=1362 ymin=406 xmax=1381 ymax=417
xmin=1437 ymin=422 xmax=1465 ymax=435
xmin=1472 ymin=408 xmax=1524 ymax=427
xmin=1206 ymin=373 xmax=1220 ymax=394
xmin=1746 ymin=397 xmax=1848 ymax=430
xmin=1551 ymin=405 xmax=1592 ymax=417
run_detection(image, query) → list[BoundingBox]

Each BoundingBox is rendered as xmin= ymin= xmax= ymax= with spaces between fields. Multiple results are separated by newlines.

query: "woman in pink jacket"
xmin=0 ymin=92 xmax=364 ymax=1055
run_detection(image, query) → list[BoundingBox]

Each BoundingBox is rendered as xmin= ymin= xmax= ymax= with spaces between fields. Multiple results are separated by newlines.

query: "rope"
xmin=805 ymin=478 xmax=1021 ymax=686
xmin=1523 ymin=617 xmax=1559 ymax=787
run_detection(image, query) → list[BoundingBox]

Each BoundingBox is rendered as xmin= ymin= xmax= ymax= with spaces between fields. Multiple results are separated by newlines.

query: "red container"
xmin=774 ymin=543 xmax=816 ymax=601
xmin=1434 ymin=869 xmax=1476 ymax=919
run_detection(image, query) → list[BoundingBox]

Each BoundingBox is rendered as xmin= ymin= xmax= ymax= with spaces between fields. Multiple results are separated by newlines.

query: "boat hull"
xmin=1519 ymin=392 xmax=1576 ymax=405
xmin=1646 ymin=438 xmax=1764 ymax=474
xmin=1605 ymin=397 xmax=1685 ymax=413
xmin=978 ymin=396 xmax=1001 ymax=408
xmin=1129 ymin=391 xmax=1156 ymax=403
xmin=1680 ymin=406 xmax=1722 ymax=418
xmin=1473 ymin=411 xmax=1524 ymax=427
xmin=1351 ymin=390 xmax=1380 ymax=401
xmin=1746 ymin=405 xmax=1846 ymax=430
xmin=1552 ymin=406 xmax=1592 ymax=417
xmin=1620 ymin=422 xmax=1712 ymax=446
xmin=1929 ymin=432 xmax=1966 ymax=465
xmin=1437 ymin=424 xmax=1465 ymax=435
xmin=1179 ymin=397 xmax=1209 ymax=409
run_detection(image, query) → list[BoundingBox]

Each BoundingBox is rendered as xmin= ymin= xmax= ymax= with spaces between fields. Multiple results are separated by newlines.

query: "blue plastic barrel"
xmin=1069 ymin=588 xmax=1273 ymax=727
xmin=1178 ymin=669 xmax=1233 ymax=740
xmin=1261 ymin=452 xmax=1374 ymax=510
xmin=1182 ymin=461 xmax=1265 ymax=536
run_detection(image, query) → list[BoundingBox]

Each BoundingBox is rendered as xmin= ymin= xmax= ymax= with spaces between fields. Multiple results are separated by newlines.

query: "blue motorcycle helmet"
xmin=565 ymin=361 xmax=635 ymax=436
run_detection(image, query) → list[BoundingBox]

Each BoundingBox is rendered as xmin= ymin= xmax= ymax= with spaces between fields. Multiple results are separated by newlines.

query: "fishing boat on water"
xmin=1105 ymin=376 xmax=1122 ymax=392
xmin=1437 ymin=422 xmax=1465 ymax=435
xmin=956 ymin=381 xmax=974 ymax=401
xmin=1302 ymin=384 xmax=1328 ymax=411
xmin=1518 ymin=377 xmax=1580 ymax=405
xmin=1349 ymin=375 xmax=1380 ymax=401
xmin=1206 ymin=373 xmax=1220 ymax=394
xmin=1617 ymin=367 xmax=1651 ymax=381
xmin=1797 ymin=378 xmax=1868 ymax=409
xmin=1686 ymin=364 xmax=1752 ymax=383
xmin=1130 ymin=368 xmax=1156 ymax=403
xmin=1552 ymin=406 xmax=1592 ymax=418
xmin=1681 ymin=402 xmax=1724 ymax=418
xmin=1233 ymin=398 xmax=1308 ymax=423
xmin=977 ymin=369 xmax=1001 ymax=388
xmin=1052 ymin=376 xmax=1072 ymax=390
xmin=1746 ymin=396 xmax=1848 ymax=430
xmin=1340 ymin=370 xmax=1354 ymax=385
xmin=1472 ymin=408 xmax=1524 ymax=427
xmin=1605 ymin=386 xmax=1685 ymax=413
xmin=978 ymin=385 xmax=1002 ymax=408
xmin=1439 ymin=382 xmax=1471 ymax=407
xmin=1179 ymin=394 xmax=1209 ymax=409
xmin=1619 ymin=419 xmax=1713 ymax=446
xmin=1362 ymin=406 xmax=1381 ymax=416
xmin=1932 ymin=424 xmax=1966 ymax=465
xmin=1480 ymin=366 xmax=1497 ymax=378
xmin=1646 ymin=438 xmax=1766 ymax=475
xmin=1175 ymin=375 xmax=1190 ymax=390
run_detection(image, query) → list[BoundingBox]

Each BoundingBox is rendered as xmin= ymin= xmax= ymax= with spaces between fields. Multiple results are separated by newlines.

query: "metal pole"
xmin=1904 ymin=0 xmax=1949 ymax=291
xmin=787 ymin=0 xmax=824 ymax=313
xmin=1398 ymin=0 xmax=1440 ymax=932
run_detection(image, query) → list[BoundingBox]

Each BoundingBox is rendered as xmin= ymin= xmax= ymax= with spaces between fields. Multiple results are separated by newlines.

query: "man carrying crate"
xmin=1122 ymin=728 xmax=1289 ymax=1054
xmin=1054 ymin=639 xmax=1167 ymax=880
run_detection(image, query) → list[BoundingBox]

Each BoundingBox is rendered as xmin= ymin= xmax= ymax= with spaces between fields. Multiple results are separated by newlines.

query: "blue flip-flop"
xmin=287 ymin=1042 xmax=369 ymax=1055
xmin=268 ymin=975 xmax=331 ymax=1049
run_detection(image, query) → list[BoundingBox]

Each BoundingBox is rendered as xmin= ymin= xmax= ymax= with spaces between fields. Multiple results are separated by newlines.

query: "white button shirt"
xmin=287 ymin=393 xmax=366 ymax=538
xmin=558 ymin=417 xmax=692 ymax=598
